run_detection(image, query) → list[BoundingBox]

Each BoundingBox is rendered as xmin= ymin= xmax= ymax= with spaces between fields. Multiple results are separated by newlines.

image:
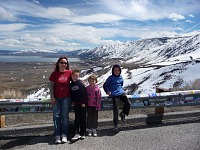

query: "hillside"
xmin=71 ymin=31 xmax=199 ymax=94
xmin=1 ymin=31 xmax=200 ymax=98
xmin=77 ymin=31 xmax=200 ymax=64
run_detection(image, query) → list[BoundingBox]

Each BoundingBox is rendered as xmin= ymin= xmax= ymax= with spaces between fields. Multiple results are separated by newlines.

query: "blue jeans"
xmin=53 ymin=97 xmax=71 ymax=137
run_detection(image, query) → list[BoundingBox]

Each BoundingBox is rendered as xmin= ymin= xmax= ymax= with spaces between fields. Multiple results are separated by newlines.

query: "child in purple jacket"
xmin=86 ymin=74 xmax=101 ymax=137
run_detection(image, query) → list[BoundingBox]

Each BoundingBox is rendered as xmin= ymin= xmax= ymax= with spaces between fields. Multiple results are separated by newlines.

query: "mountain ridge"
xmin=77 ymin=31 xmax=200 ymax=65
xmin=1 ymin=31 xmax=200 ymax=96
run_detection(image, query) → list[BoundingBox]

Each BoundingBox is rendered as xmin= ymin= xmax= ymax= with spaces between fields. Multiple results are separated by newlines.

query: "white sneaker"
xmin=55 ymin=136 xmax=61 ymax=144
xmin=93 ymin=129 xmax=97 ymax=137
xmin=71 ymin=134 xmax=81 ymax=140
xmin=88 ymin=129 xmax=92 ymax=137
xmin=81 ymin=135 xmax=86 ymax=139
xmin=62 ymin=136 xmax=68 ymax=143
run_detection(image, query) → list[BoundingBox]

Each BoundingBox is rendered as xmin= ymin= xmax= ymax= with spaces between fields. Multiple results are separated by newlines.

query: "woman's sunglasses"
xmin=59 ymin=62 xmax=68 ymax=65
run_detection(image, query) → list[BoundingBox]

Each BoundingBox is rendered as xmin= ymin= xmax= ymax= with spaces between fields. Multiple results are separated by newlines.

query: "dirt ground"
xmin=0 ymin=61 xmax=91 ymax=96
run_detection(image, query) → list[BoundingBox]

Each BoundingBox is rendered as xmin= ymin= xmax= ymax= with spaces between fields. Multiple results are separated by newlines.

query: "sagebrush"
xmin=0 ymin=89 xmax=26 ymax=99
xmin=173 ymin=78 xmax=200 ymax=91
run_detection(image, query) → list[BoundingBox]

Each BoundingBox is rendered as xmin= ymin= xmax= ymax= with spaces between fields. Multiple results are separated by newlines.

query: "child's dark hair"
xmin=72 ymin=69 xmax=80 ymax=75
xmin=112 ymin=64 xmax=121 ymax=76
xmin=88 ymin=74 xmax=98 ymax=83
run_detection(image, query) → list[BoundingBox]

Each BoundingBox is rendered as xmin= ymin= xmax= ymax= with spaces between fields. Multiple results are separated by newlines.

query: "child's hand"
xmin=81 ymin=104 xmax=86 ymax=107
xmin=107 ymin=91 xmax=111 ymax=96
xmin=81 ymin=80 xmax=86 ymax=85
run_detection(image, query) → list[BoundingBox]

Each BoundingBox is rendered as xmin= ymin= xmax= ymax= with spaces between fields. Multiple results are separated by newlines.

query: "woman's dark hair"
xmin=55 ymin=56 xmax=70 ymax=71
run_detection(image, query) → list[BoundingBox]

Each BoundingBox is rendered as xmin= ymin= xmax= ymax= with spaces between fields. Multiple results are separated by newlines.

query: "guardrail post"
xmin=0 ymin=115 xmax=6 ymax=128
xmin=146 ymin=107 xmax=164 ymax=124
xmin=155 ymin=107 xmax=164 ymax=114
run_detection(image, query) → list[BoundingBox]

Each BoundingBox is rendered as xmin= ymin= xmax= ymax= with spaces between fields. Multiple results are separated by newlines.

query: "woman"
xmin=49 ymin=56 xmax=72 ymax=144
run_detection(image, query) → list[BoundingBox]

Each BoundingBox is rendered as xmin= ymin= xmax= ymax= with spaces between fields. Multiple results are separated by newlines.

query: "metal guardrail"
xmin=1 ymin=90 xmax=200 ymax=128
xmin=1 ymin=90 xmax=200 ymax=115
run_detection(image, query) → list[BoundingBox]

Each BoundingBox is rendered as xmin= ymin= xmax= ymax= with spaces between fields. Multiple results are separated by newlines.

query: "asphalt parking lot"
xmin=1 ymin=110 xmax=200 ymax=150
xmin=1 ymin=122 xmax=200 ymax=150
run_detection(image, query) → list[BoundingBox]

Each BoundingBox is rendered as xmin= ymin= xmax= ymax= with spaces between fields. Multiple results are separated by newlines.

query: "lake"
xmin=0 ymin=55 xmax=80 ymax=62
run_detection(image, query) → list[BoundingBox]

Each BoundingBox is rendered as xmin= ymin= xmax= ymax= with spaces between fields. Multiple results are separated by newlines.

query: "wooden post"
xmin=155 ymin=107 xmax=164 ymax=114
xmin=0 ymin=115 xmax=6 ymax=128
xmin=155 ymin=87 xmax=171 ymax=114
xmin=0 ymin=95 xmax=6 ymax=128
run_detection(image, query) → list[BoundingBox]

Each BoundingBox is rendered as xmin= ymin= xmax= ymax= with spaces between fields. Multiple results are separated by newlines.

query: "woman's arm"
xmin=49 ymin=81 xmax=56 ymax=105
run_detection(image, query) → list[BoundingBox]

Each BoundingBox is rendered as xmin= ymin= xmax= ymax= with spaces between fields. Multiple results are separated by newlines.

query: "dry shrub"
xmin=0 ymin=95 xmax=4 ymax=99
xmin=173 ymin=78 xmax=200 ymax=91
xmin=0 ymin=89 xmax=26 ymax=99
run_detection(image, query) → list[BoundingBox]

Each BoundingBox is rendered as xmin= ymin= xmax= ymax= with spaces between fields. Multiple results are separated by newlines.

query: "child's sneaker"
xmin=119 ymin=112 xmax=126 ymax=122
xmin=88 ymin=129 xmax=92 ymax=137
xmin=93 ymin=129 xmax=97 ymax=137
xmin=62 ymin=137 xmax=67 ymax=143
xmin=80 ymin=135 xmax=86 ymax=139
xmin=61 ymin=135 xmax=68 ymax=143
xmin=55 ymin=136 xmax=61 ymax=144
xmin=112 ymin=125 xmax=119 ymax=132
xmin=71 ymin=134 xmax=81 ymax=141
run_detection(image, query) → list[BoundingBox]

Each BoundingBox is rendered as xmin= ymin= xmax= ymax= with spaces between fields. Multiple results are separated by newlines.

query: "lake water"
xmin=0 ymin=55 xmax=80 ymax=62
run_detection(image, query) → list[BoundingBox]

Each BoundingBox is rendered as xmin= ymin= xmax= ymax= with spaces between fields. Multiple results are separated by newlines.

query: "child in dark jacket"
xmin=104 ymin=64 xmax=131 ymax=131
xmin=70 ymin=70 xmax=88 ymax=140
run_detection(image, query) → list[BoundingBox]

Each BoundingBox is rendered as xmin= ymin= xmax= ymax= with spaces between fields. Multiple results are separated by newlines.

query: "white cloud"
xmin=41 ymin=7 xmax=72 ymax=19
xmin=20 ymin=34 xmax=42 ymax=42
xmin=0 ymin=0 xmax=73 ymax=21
xmin=98 ymin=0 xmax=200 ymax=21
xmin=0 ymin=0 xmax=199 ymax=51
xmin=169 ymin=13 xmax=185 ymax=21
xmin=99 ymin=0 xmax=162 ymax=21
xmin=32 ymin=0 xmax=39 ymax=5
xmin=0 ymin=20 xmax=184 ymax=50
xmin=188 ymin=14 xmax=194 ymax=18
xmin=0 ymin=7 xmax=18 ymax=21
xmin=0 ymin=24 xmax=28 ymax=32
xmin=186 ymin=20 xmax=192 ymax=23
xmin=44 ymin=36 xmax=80 ymax=47
xmin=71 ymin=13 xmax=122 ymax=23
xmin=0 ymin=39 xmax=21 ymax=47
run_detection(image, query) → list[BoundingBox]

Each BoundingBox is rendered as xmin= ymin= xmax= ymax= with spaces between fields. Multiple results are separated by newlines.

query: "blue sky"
xmin=0 ymin=0 xmax=199 ymax=51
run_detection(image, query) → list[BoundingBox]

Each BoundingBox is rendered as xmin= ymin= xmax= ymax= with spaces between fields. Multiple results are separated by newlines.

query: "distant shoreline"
xmin=0 ymin=55 xmax=80 ymax=63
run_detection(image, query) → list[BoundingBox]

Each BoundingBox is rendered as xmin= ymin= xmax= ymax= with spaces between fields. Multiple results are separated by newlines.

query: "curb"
xmin=0 ymin=110 xmax=200 ymax=136
xmin=98 ymin=110 xmax=200 ymax=127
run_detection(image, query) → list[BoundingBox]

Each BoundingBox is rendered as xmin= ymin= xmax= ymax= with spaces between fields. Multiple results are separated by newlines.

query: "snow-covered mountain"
xmin=27 ymin=31 xmax=200 ymax=98
xmin=13 ymin=49 xmax=57 ymax=54
xmin=78 ymin=31 xmax=200 ymax=65
xmin=76 ymin=31 xmax=200 ymax=95
xmin=2 ymin=49 xmax=86 ymax=57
